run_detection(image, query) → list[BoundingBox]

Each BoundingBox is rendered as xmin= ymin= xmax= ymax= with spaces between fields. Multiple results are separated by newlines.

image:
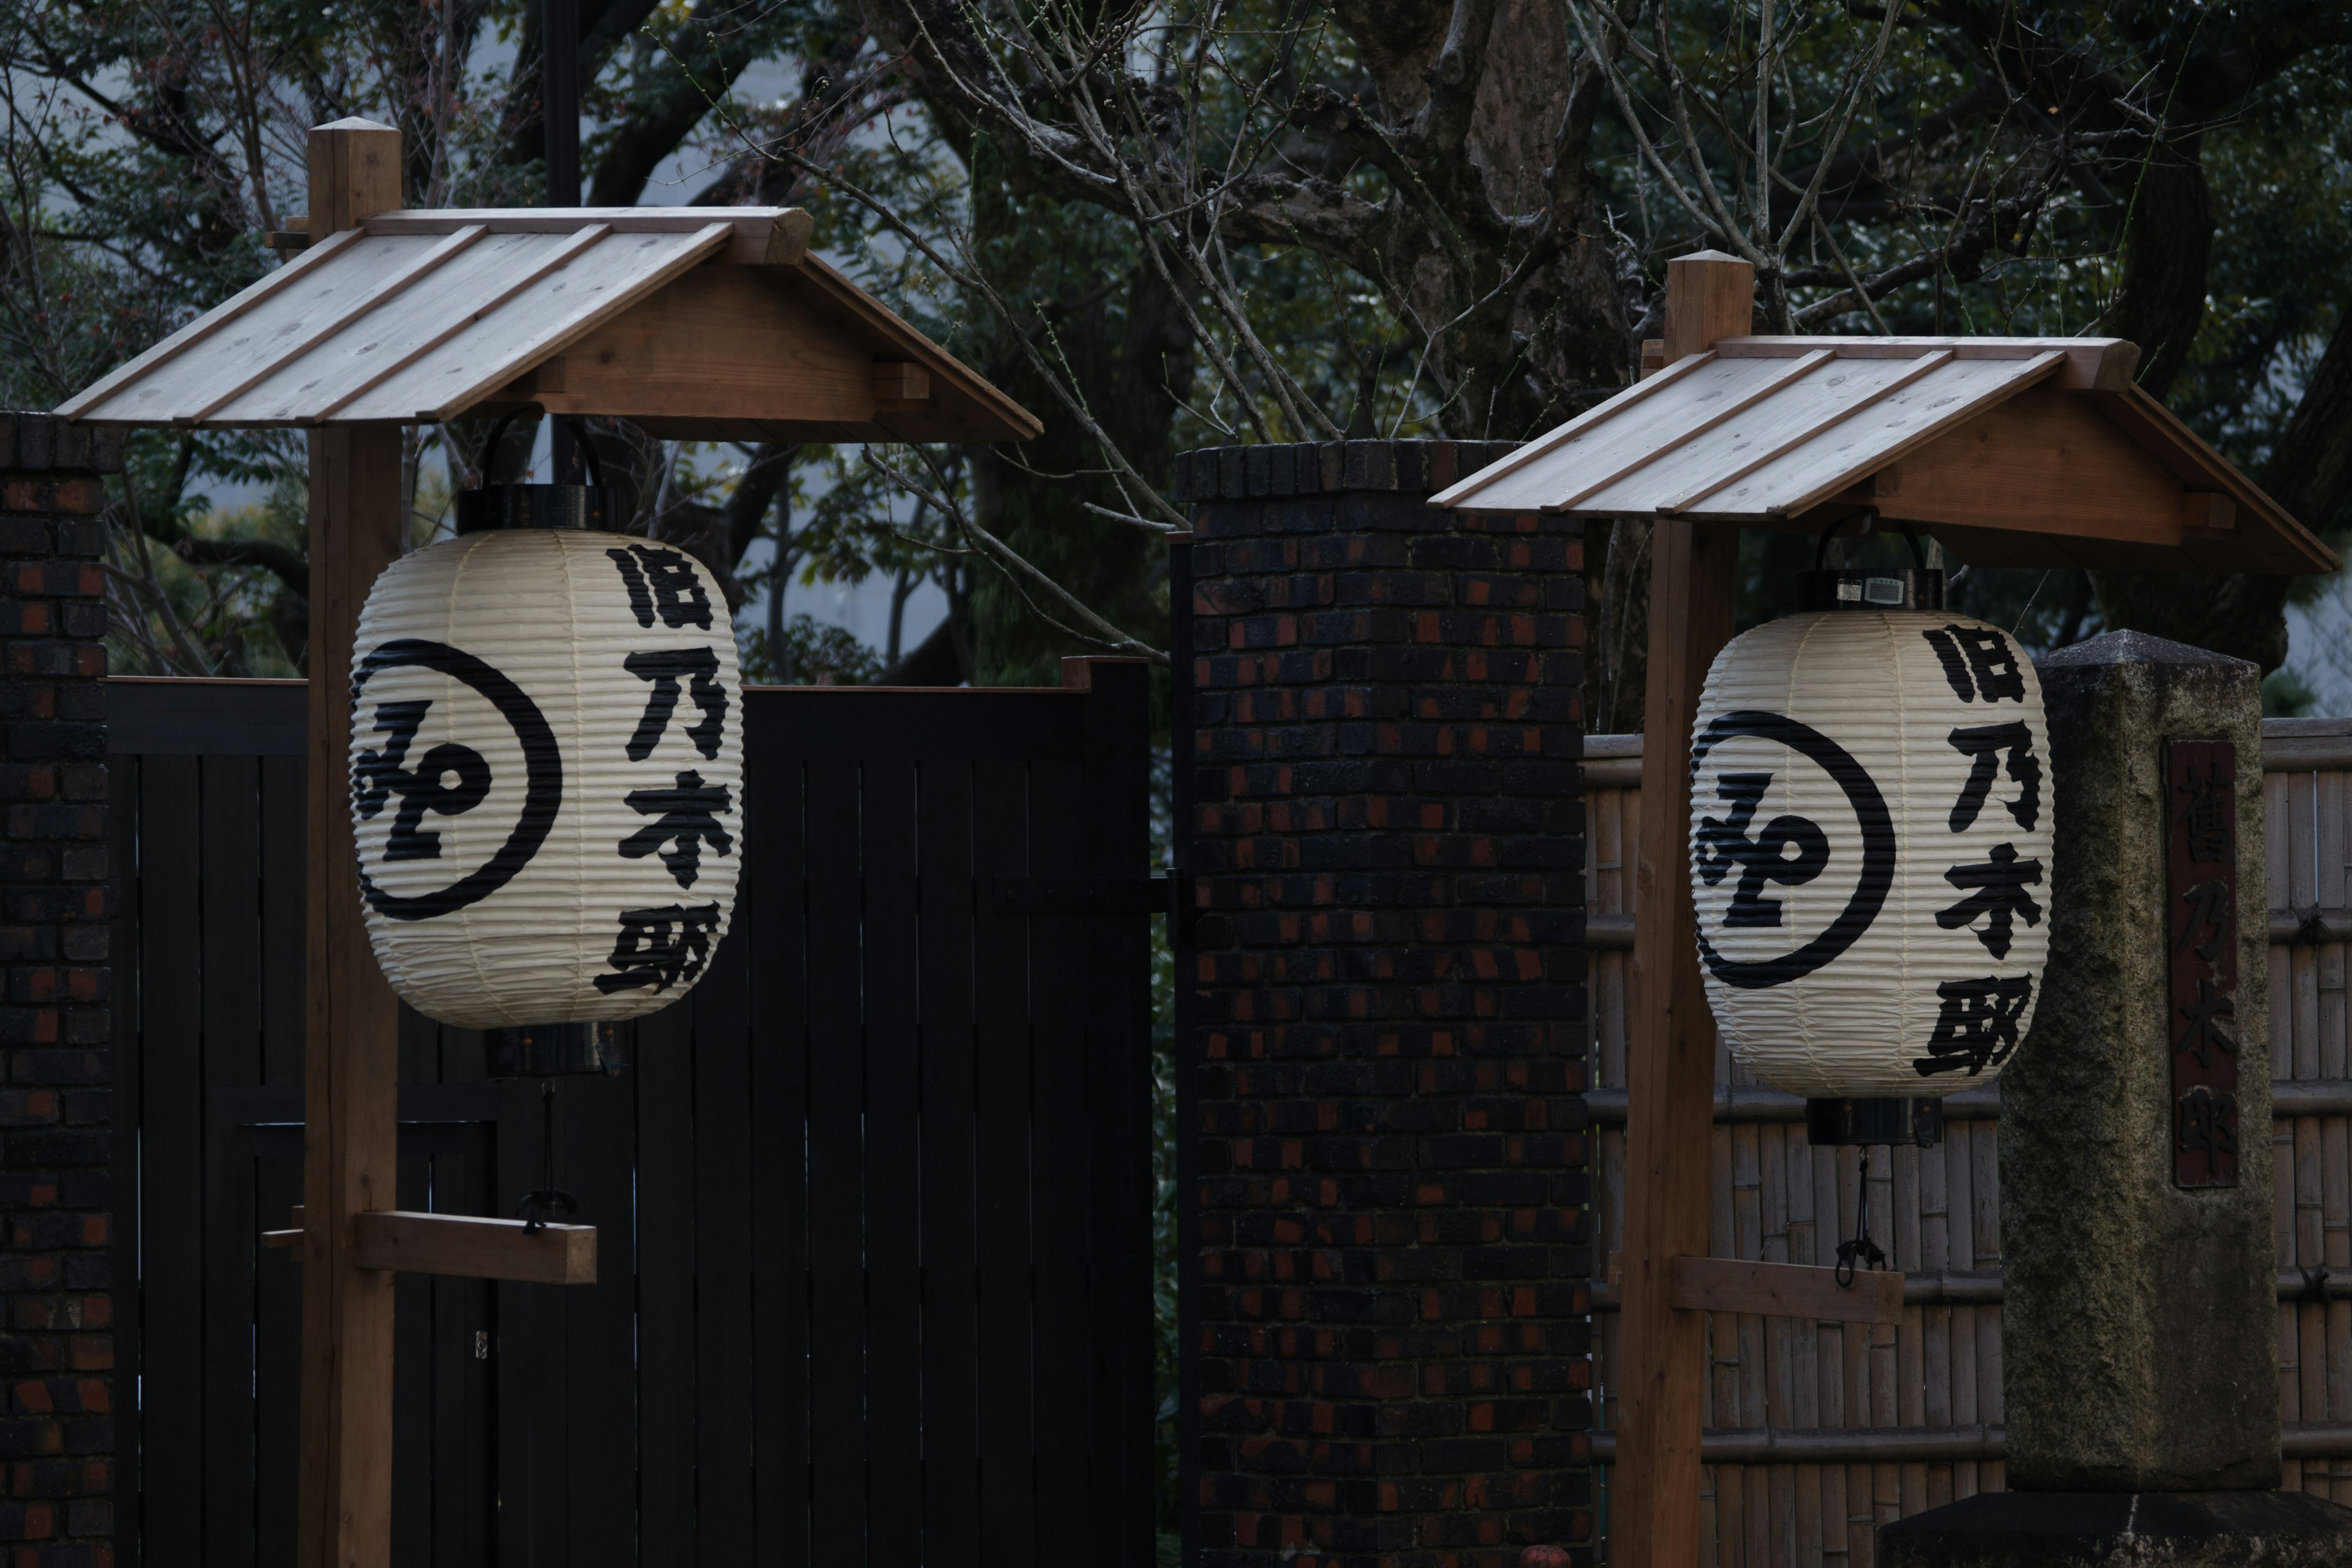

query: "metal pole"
xmin=543 ymin=0 xmax=581 ymax=481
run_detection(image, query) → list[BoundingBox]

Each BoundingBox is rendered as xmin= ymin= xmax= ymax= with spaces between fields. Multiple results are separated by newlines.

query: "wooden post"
xmin=295 ymin=116 xmax=406 ymax=1568
xmin=1610 ymin=249 xmax=1752 ymax=1568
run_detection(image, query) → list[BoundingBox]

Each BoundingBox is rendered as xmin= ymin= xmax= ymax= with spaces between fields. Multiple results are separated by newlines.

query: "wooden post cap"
xmin=1664 ymin=248 xmax=1757 ymax=362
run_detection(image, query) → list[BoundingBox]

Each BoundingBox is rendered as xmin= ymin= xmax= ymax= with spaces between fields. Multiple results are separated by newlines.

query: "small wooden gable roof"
xmin=57 ymin=208 xmax=1041 ymax=445
xmin=1431 ymin=336 xmax=2335 ymax=575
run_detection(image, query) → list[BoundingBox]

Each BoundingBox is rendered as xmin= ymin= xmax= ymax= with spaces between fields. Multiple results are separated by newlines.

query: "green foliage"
xmin=738 ymin=614 xmax=884 ymax=684
xmin=2264 ymin=666 xmax=2318 ymax=718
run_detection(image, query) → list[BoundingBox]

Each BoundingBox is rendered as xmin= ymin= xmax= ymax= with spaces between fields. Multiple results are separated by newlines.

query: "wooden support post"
xmin=295 ymin=116 xmax=406 ymax=1568
xmin=1611 ymin=249 xmax=1752 ymax=1568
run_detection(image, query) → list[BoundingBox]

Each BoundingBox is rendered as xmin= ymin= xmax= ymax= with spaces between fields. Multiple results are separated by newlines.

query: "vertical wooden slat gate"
xmin=108 ymin=669 xmax=1155 ymax=1566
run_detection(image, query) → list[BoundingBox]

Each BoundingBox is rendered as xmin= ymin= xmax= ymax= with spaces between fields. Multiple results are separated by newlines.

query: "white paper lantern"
xmin=1687 ymin=608 xmax=2052 ymax=1099
xmin=349 ymin=527 xmax=743 ymax=1029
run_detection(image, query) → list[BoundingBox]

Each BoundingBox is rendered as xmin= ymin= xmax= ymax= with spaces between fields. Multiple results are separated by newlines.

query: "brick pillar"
xmin=0 ymin=415 xmax=119 ymax=1562
xmin=1176 ymin=440 xmax=1594 ymax=1568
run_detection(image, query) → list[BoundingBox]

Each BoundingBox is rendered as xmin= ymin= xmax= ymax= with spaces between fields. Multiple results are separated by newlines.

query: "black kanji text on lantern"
xmin=350 ymin=638 xmax=564 ymax=921
xmin=619 ymin=771 xmax=735 ymax=888
xmin=1945 ymin=720 xmax=2041 ymax=831
xmin=1691 ymin=710 xmax=1896 ymax=989
xmin=594 ymin=901 xmax=723 ymax=993
xmin=607 ymin=543 xmax=715 ymax=630
xmin=353 ymin=698 xmax=494 ymax=861
xmin=1696 ymin=772 xmax=1831 ymax=928
xmin=1934 ymin=843 xmax=2044 ymax=959
xmin=1921 ymin=624 xmax=2027 ymax=704
xmin=624 ymin=647 xmax=728 ymax=761
xmin=1914 ymin=974 xmax=2033 ymax=1077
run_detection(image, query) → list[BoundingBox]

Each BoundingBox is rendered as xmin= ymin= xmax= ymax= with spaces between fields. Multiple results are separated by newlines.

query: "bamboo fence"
xmin=1583 ymin=718 xmax=2352 ymax=1564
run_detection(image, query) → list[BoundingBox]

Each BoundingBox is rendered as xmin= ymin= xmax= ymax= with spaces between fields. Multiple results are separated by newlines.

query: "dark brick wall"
xmin=0 ymin=415 xmax=118 ymax=1564
xmin=1176 ymin=441 xmax=1594 ymax=1568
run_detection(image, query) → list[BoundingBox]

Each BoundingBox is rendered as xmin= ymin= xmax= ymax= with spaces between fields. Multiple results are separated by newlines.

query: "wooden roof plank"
xmin=410 ymin=224 xmax=730 ymax=421
xmin=1447 ymin=355 xmax=1798 ymax=514
xmin=186 ymin=225 xmax=490 ymax=423
xmin=137 ymin=236 xmax=425 ymax=423
xmin=59 ymin=226 xmax=371 ymax=422
xmin=319 ymin=226 xmax=729 ymax=423
xmin=1689 ymin=351 xmax=2065 ymax=519
xmin=1425 ymin=350 xmax=1716 ymax=509
xmin=369 ymin=206 xmax=811 ymax=264
xmin=1548 ymin=349 xmax=1836 ymax=511
xmin=1717 ymin=334 xmax=2139 ymax=390
xmin=211 ymin=230 xmax=558 ymax=423
xmin=368 ymin=207 xmax=783 ymax=235
xmin=59 ymin=206 xmax=1039 ymax=442
xmin=304 ymin=227 xmax=617 ymax=423
xmin=1606 ymin=352 xmax=1952 ymax=515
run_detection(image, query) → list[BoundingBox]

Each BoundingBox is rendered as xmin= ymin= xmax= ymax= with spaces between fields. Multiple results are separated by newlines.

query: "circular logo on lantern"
xmin=349 ymin=638 xmax=562 ymax=922
xmin=1689 ymin=710 xmax=1895 ymax=990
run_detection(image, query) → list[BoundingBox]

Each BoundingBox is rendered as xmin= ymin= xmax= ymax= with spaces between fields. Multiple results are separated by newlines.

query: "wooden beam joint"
xmin=873 ymin=360 xmax=932 ymax=409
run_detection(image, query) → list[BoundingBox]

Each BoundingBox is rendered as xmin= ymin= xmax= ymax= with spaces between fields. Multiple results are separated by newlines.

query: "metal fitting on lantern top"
xmin=1797 ymin=510 xmax=1943 ymax=613
xmin=1806 ymin=1095 xmax=1942 ymax=1148
xmin=455 ymin=410 xmax=613 ymax=535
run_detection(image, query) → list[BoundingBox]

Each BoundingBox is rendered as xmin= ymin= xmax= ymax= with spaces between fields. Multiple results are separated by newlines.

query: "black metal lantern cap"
xmin=1796 ymin=509 xmax=1943 ymax=613
xmin=1806 ymin=1095 xmax=1942 ymax=1148
xmin=456 ymin=481 xmax=611 ymax=534
xmin=483 ymin=1020 xmax=627 ymax=1079
xmin=456 ymin=409 xmax=613 ymax=535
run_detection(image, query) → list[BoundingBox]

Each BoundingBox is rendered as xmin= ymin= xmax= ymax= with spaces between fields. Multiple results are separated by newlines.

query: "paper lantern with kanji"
xmin=348 ymin=527 xmax=742 ymax=1030
xmin=1687 ymin=608 xmax=2053 ymax=1100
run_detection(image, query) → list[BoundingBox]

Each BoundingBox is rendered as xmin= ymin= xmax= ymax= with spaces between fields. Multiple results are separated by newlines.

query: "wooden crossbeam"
xmin=1607 ymin=1252 xmax=1906 ymax=1327
xmin=355 ymin=1212 xmax=596 ymax=1284
xmin=266 ymin=1206 xmax=598 ymax=1286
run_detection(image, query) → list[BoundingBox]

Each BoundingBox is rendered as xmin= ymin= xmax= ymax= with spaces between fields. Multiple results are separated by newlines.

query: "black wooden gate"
xmin=108 ymin=667 xmax=1155 ymax=1566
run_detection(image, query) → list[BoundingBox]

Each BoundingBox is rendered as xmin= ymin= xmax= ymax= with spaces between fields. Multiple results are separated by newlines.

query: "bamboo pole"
xmin=294 ymin=116 xmax=407 ymax=1568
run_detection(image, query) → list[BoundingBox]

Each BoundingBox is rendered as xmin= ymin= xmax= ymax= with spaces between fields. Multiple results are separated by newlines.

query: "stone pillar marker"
xmin=1884 ymin=630 xmax=2352 ymax=1564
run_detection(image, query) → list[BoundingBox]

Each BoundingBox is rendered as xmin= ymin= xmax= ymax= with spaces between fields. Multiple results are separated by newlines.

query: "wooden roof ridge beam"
xmin=1714 ymin=334 xmax=2139 ymax=391
xmin=366 ymin=206 xmax=813 ymax=265
xmin=53 ymin=225 xmax=370 ymax=420
xmin=1658 ymin=350 xmax=1954 ymax=514
xmin=1548 ymin=349 xmax=1838 ymax=512
xmin=1423 ymin=350 xmax=1719 ymax=509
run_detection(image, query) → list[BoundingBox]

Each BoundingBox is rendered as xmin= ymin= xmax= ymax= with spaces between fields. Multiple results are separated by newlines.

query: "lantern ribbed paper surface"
xmin=349 ymin=529 xmax=742 ymax=1028
xmin=1687 ymin=610 xmax=2052 ymax=1098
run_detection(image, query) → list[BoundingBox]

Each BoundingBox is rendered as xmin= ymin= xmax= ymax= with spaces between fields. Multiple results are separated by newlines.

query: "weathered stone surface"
xmin=1880 ymin=1490 xmax=2352 ymax=1566
xmin=2001 ymin=630 xmax=2275 ymax=1491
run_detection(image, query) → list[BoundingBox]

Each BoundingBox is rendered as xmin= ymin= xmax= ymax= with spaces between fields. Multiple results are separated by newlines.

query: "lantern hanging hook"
xmin=1834 ymin=1145 xmax=1888 ymax=1287
xmin=514 ymin=1077 xmax=581 ymax=1234
xmin=1813 ymin=508 xmax=1928 ymax=573
xmin=475 ymin=407 xmax=606 ymax=491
